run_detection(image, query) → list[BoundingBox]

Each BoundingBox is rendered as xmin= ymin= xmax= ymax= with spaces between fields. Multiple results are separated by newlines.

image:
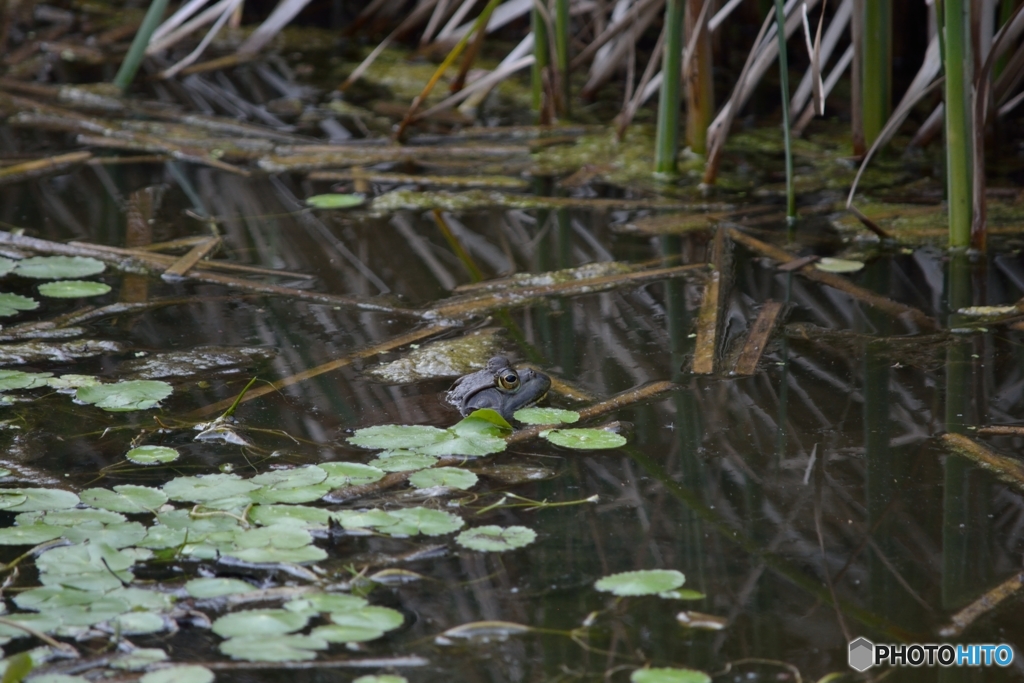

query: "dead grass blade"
xmin=792 ymin=0 xmax=848 ymax=117
xmin=0 ymin=151 xmax=91 ymax=185
xmin=939 ymin=571 xmax=1024 ymax=638
xmin=691 ymin=269 xmax=720 ymax=374
xmin=237 ymin=0 xmax=313 ymax=55
xmin=161 ymin=236 xmax=221 ymax=279
xmin=159 ymin=0 xmax=243 ymax=79
xmin=339 ymin=0 xmax=441 ymax=92
xmin=801 ymin=0 xmax=826 ymax=115
xmin=571 ymin=0 xmax=664 ymax=69
xmin=941 ymin=432 xmax=1024 ymax=492
xmin=394 ymin=0 xmax=502 ymax=140
xmin=615 ymin=23 xmax=665 ymax=138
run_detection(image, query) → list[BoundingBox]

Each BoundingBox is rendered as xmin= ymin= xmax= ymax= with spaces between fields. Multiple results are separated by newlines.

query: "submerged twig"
xmin=941 ymin=433 xmax=1024 ymax=491
xmin=939 ymin=571 xmax=1024 ymax=637
xmin=733 ymin=301 xmax=784 ymax=375
xmin=0 ymin=151 xmax=91 ymax=185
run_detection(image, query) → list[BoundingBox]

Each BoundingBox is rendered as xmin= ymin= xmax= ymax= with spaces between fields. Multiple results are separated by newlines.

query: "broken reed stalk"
xmin=726 ymin=226 xmax=938 ymax=330
xmin=941 ymin=432 xmax=1024 ymax=491
xmin=0 ymin=151 xmax=91 ymax=185
xmin=861 ymin=0 xmax=892 ymax=146
xmin=939 ymin=571 xmax=1024 ymax=638
xmin=655 ymin=0 xmax=684 ymax=174
xmin=733 ymin=300 xmax=784 ymax=375
xmin=686 ymin=0 xmax=714 ymax=154
xmin=944 ymin=0 xmax=973 ymax=247
xmin=691 ymin=269 xmax=720 ymax=373
xmin=773 ymin=0 xmax=796 ymax=220
xmin=113 ymin=0 xmax=170 ymax=92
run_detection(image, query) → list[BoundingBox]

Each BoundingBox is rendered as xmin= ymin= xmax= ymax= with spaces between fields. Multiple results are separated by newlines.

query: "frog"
xmin=445 ymin=356 xmax=551 ymax=421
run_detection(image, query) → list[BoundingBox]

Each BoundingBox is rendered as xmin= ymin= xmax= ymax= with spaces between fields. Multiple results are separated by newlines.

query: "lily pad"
xmin=163 ymin=473 xmax=259 ymax=503
xmin=542 ymin=428 xmax=627 ymax=450
xmin=456 ymin=525 xmax=537 ymax=552
xmin=249 ymin=504 xmax=331 ymax=528
xmin=329 ymin=606 xmax=404 ymax=632
xmin=367 ymin=451 xmax=438 ymax=472
xmin=595 ymin=569 xmax=686 ymax=596
xmin=211 ymin=609 xmax=309 ymax=638
xmin=185 ymin=578 xmax=256 ymax=599
xmin=408 ymin=467 xmax=478 ymax=490
xmin=305 ymin=193 xmax=366 ymax=209
xmin=79 ymin=485 xmax=168 ymax=513
xmin=0 ymin=370 xmax=52 ymax=391
xmin=14 ymin=256 xmax=105 ymax=279
xmin=319 ymin=462 xmax=385 ymax=487
xmin=385 ymin=507 xmax=464 ymax=537
xmin=37 ymin=281 xmax=111 ymax=298
xmin=513 ymin=407 xmax=580 ymax=425
xmin=630 ymin=669 xmax=711 ymax=683
xmin=0 ymin=524 xmax=63 ymax=545
xmin=126 ymin=446 xmax=179 ymax=465
xmin=0 ymin=488 xmax=79 ymax=512
xmin=77 ymin=380 xmax=173 ymax=411
xmin=219 ymin=634 xmax=327 ymax=662
xmin=815 ymin=257 xmax=865 ymax=273
xmin=0 ymin=293 xmax=38 ymax=317
xmin=140 ymin=666 xmax=215 ymax=683
xmin=110 ymin=648 xmax=168 ymax=671
xmin=348 ymin=424 xmax=452 ymax=450
xmin=352 ymin=677 xmax=408 ymax=683
xmin=0 ymin=257 xmax=15 ymax=276
xmin=114 ymin=611 xmax=167 ymax=635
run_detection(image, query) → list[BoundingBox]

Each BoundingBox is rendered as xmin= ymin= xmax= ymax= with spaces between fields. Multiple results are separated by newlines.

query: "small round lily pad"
xmin=595 ymin=569 xmax=686 ymax=596
xmin=76 ymin=380 xmax=172 ymax=412
xmin=126 ymin=446 xmax=179 ymax=465
xmin=815 ymin=257 xmax=864 ymax=273
xmin=15 ymin=256 xmax=105 ymax=279
xmin=306 ymin=193 xmax=366 ymax=209
xmin=408 ymin=467 xmax=477 ymax=490
xmin=140 ymin=665 xmax=215 ymax=683
xmin=456 ymin=525 xmax=536 ymax=552
xmin=38 ymin=281 xmax=111 ymax=298
xmin=0 ymin=293 xmax=38 ymax=317
xmin=542 ymin=428 xmax=627 ymax=450
xmin=513 ymin=407 xmax=580 ymax=425
xmin=630 ymin=668 xmax=711 ymax=683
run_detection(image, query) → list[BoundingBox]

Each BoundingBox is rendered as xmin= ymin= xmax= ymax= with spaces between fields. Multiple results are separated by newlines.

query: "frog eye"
xmin=496 ymin=372 xmax=520 ymax=391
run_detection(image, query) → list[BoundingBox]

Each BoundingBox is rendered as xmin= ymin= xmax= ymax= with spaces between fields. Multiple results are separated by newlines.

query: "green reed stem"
xmin=531 ymin=2 xmax=550 ymax=116
xmin=655 ymin=0 xmax=684 ymax=174
xmin=773 ymin=0 xmax=795 ymax=220
xmin=113 ymin=0 xmax=169 ymax=93
xmin=943 ymin=0 xmax=972 ymax=247
xmin=554 ymin=0 xmax=570 ymax=116
xmin=861 ymin=1 xmax=891 ymax=145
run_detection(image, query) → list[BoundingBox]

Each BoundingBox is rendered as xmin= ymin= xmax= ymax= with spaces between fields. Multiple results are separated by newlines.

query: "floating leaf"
xmin=77 ymin=380 xmax=172 ymax=412
xmin=163 ymin=473 xmax=259 ymax=503
xmin=310 ymin=624 xmax=382 ymax=643
xmin=185 ymin=578 xmax=256 ymax=599
xmin=140 ymin=665 xmax=215 ymax=683
xmin=2 ymin=653 xmax=33 ymax=683
xmin=353 ymin=676 xmax=407 ymax=683
xmin=305 ymin=193 xmax=366 ymax=209
xmin=0 ymin=524 xmax=63 ymax=545
xmin=249 ymin=504 xmax=331 ymax=528
xmin=659 ymin=589 xmax=706 ymax=601
xmin=22 ymin=508 xmax=124 ymax=526
xmin=79 ymin=485 xmax=167 ymax=513
xmin=0 ymin=371 xmax=52 ymax=391
xmin=0 ymin=257 xmax=15 ymax=276
xmin=27 ymin=675 xmax=90 ymax=683
xmin=126 ymin=446 xmax=179 ymax=465
xmin=211 ymin=609 xmax=309 ymax=638
xmin=543 ymin=428 xmax=626 ymax=450
xmin=348 ymin=424 xmax=452 ymax=450
xmin=250 ymin=466 xmax=327 ymax=489
xmin=114 ymin=612 xmax=167 ymax=635
xmin=293 ymin=593 xmax=367 ymax=613
xmin=385 ymin=507 xmax=464 ymax=537
xmin=463 ymin=409 xmax=513 ymax=431
xmin=0 ymin=614 xmax=62 ymax=638
xmin=0 ymin=294 xmax=38 ymax=318
xmin=456 ymin=525 xmax=536 ymax=552
xmin=110 ymin=648 xmax=167 ymax=671
xmin=62 ymin=521 xmax=147 ymax=548
xmin=631 ymin=669 xmax=711 ymax=683
xmin=219 ymin=635 xmax=326 ymax=662
xmin=14 ymin=256 xmax=105 ymax=280
xmin=37 ymin=281 xmax=111 ymax=298
xmin=676 ymin=611 xmax=728 ymax=630
xmin=408 ymin=467 xmax=478 ymax=490
xmin=595 ymin=569 xmax=686 ymax=596
xmin=335 ymin=509 xmax=399 ymax=531
xmin=225 ymin=545 xmax=327 ymax=564
xmin=513 ymin=407 xmax=580 ymax=425
xmin=0 ymin=488 xmax=78 ymax=512
xmin=46 ymin=375 xmax=100 ymax=391
xmin=319 ymin=462 xmax=385 ymax=488
xmin=815 ymin=257 xmax=864 ymax=273
xmin=367 ymin=451 xmax=438 ymax=472
xmin=441 ymin=620 xmax=532 ymax=640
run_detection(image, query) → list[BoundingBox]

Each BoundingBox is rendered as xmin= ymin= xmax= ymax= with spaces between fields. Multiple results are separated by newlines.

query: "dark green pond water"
xmin=1 ymin=153 xmax=1023 ymax=683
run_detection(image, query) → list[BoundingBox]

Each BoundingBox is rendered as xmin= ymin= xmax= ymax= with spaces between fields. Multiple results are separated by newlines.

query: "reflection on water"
xmin=2 ymin=162 xmax=1024 ymax=682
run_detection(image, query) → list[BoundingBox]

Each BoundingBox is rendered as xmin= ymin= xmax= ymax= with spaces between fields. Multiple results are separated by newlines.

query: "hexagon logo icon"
xmin=849 ymin=637 xmax=875 ymax=672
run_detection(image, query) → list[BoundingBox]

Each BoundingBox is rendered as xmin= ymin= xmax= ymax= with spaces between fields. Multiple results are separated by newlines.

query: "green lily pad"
xmin=76 ymin=380 xmax=173 ymax=412
xmin=163 ymin=473 xmax=259 ymax=503
xmin=62 ymin=521 xmax=147 ymax=548
xmin=249 ymin=504 xmax=331 ymax=528
xmin=225 ymin=545 xmax=327 ymax=564
xmin=0 ymin=257 xmax=15 ymax=277
xmin=79 ymin=485 xmax=167 ymax=513
xmin=630 ymin=669 xmax=711 ymax=683
xmin=310 ymin=624 xmax=383 ymax=643
xmin=385 ymin=507 xmax=464 ymax=537
xmin=185 ymin=577 xmax=256 ymax=599
xmin=319 ymin=462 xmax=385 ymax=487
xmin=408 ymin=466 xmax=478 ymax=490
xmin=306 ymin=193 xmax=366 ymax=209
xmin=0 ymin=614 xmax=62 ymax=638
xmin=110 ymin=648 xmax=168 ymax=671
xmin=0 ymin=488 xmax=79 ymax=512
xmin=815 ymin=257 xmax=865 ymax=273
xmin=15 ymin=256 xmax=105 ymax=279
xmin=212 ymin=609 xmax=309 ymax=638
xmin=463 ymin=408 xmax=513 ymax=431
xmin=353 ymin=677 xmax=408 ymax=683
xmin=595 ymin=569 xmax=686 ymax=596
xmin=367 ymin=451 xmax=438 ymax=472
xmin=417 ymin=413 xmax=508 ymax=457
xmin=542 ymin=428 xmax=627 ymax=450
xmin=292 ymin=593 xmax=367 ymax=613
xmin=114 ymin=611 xmax=166 ymax=635
xmin=0 ymin=524 xmax=63 ymax=545
xmin=348 ymin=424 xmax=452 ymax=450
xmin=0 ymin=371 xmax=52 ymax=391
xmin=140 ymin=666 xmax=215 ymax=683
xmin=335 ymin=509 xmax=400 ymax=531
xmin=456 ymin=525 xmax=537 ymax=552
xmin=0 ymin=294 xmax=38 ymax=317
xmin=219 ymin=634 xmax=327 ymax=662
xmin=512 ymin=407 xmax=580 ymax=425
xmin=329 ymin=605 xmax=405 ymax=632
xmin=126 ymin=446 xmax=179 ymax=465
xmin=37 ymin=281 xmax=111 ymax=298
xmin=19 ymin=508 xmax=125 ymax=527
